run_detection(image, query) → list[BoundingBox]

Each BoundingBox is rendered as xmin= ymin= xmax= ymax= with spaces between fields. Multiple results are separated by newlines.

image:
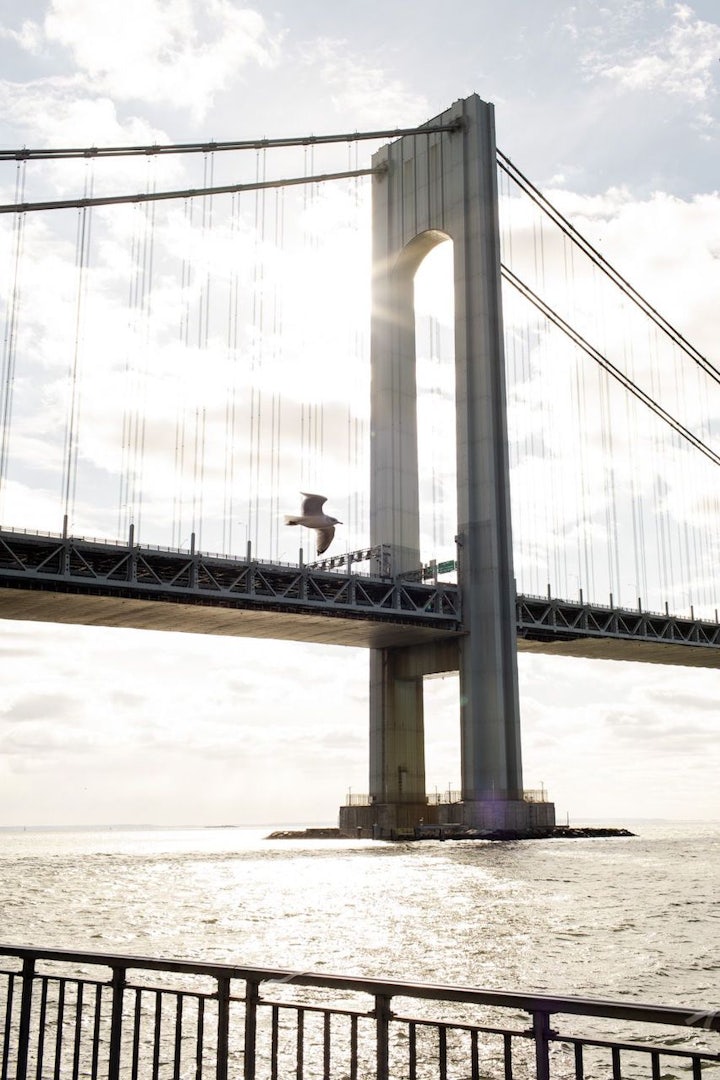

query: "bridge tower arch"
xmin=347 ymin=94 xmax=555 ymax=836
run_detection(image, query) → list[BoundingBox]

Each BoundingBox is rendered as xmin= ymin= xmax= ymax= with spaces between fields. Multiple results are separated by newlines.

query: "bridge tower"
xmin=341 ymin=94 xmax=555 ymax=837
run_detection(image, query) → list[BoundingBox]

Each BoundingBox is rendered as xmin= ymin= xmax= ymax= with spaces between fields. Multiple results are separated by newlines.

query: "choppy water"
xmin=1 ymin=820 xmax=719 ymax=1012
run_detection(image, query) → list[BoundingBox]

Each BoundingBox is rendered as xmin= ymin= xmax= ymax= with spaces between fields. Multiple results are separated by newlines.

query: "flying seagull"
xmin=284 ymin=493 xmax=342 ymax=556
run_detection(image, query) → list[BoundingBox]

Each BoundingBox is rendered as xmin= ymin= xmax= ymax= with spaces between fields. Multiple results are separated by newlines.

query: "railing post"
xmin=243 ymin=979 xmax=259 ymax=1080
xmin=532 ymin=1009 xmax=553 ymax=1080
xmin=15 ymin=956 xmax=36 ymax=1080
xmin=107 ymin=965 xmax=125 ymax=1080
xmin=128 ymin=524 xmax=137 ymax=583
xmin=375 ymin=994 xmax=391 ymax=1080
xmin=216 ymin=975 xmax=231 ymax=1080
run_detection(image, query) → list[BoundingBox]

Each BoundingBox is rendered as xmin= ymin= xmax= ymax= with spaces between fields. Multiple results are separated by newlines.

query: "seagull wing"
xmin=301 ymin=492 xmax=327 ymax=516
xmin=315 ymin=526 xmax=335 ymax=555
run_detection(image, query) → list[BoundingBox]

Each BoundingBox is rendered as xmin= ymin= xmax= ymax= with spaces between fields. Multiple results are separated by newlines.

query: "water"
xmin=1 ymin=820 xmax=719 ymax=1013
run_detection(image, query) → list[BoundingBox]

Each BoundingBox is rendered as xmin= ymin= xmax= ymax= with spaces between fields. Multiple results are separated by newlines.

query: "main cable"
xmin=501 ymin=264 xmax=720 ymax=469
xmin=497 ymin=150 xmax=720 ymax=387
xmin=1 ymin=121 xmax=462 ymax=162
xmin=0 ymin=166 xmax=385 ymax=215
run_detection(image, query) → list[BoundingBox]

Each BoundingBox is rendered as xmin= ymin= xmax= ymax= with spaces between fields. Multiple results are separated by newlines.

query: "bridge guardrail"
xmin=0 ymin=945 xmax=717 ymax=1080
xmin=348 ymin=790 xmax=548 ymax=807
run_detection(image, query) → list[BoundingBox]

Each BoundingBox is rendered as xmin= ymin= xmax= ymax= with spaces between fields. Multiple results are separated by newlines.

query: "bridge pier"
xmin=368 ymin=650 xmax=426 ymax=806
xmin=339 ymin=93 xmax=555 ymax=838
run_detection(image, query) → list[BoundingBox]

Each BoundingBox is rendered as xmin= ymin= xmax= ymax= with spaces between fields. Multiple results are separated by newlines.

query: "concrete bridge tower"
xmin=341 ymin=94 xmax=555 ymax=837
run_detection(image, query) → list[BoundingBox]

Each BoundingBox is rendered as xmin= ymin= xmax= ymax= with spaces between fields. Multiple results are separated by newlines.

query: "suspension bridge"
xmin=1 ymin=94 xmax=718 ymax=835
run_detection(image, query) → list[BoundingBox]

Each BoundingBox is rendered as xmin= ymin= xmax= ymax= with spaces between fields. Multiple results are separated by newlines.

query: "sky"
xmin=1 ymin=0 xmax=720 ymax=826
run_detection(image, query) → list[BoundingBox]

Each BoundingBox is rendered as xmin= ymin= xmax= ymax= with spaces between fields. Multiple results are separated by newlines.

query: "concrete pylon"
xmin=359 ymin=94 xmax=554 ymax=835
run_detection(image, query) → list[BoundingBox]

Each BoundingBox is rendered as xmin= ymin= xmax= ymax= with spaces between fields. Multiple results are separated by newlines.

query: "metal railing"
xmin=348 ymin=790 xmax=548 ymax=806
xmin=2 ymin=945 xmax=716 ymax=1080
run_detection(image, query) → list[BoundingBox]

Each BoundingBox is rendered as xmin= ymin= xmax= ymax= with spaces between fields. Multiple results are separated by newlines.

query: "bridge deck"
xmin=1 ymin=530 xmax=719 ymax=666
xmin=0 ymin=530 xmax=461 ymax=649
xmin=0 ymin=587 xmax=460 ymax=649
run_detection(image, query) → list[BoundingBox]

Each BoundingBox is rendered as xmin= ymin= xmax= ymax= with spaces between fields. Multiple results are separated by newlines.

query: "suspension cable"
xmin=0 ymin=166 xmax=385 ymax=215
xmin=1 ymin=121 xmax=462 ymax=162
xmin=62 ymin=172 xmax=94 ymax=524
xmin=0 ymin=161 xmax=26 ymax=502
xmin=501 ymin=264 xmax=720 ymax=468
xmin=497 ymin=150 xmax=720 ymax=387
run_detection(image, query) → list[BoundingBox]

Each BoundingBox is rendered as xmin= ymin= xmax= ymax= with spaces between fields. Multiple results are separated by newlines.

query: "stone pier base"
xmin=339 ymin=799 xmax=555 ymax=840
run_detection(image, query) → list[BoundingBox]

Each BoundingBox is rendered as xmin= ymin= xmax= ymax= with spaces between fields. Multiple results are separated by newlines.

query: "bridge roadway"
xmin=0 ymin=529 xmax=719 ymax=667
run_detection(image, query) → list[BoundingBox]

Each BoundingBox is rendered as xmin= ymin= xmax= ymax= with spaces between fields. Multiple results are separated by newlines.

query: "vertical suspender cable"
xmin=248 ymin=148 xmax=266 ymax=552
xmin=689 ymin=342 xmax=705 ymax=608
xmin=599 ymin=339 xmax=620 ymax=602
xmin=0 ymin=161 xmax=27 ymax=515
xmin=300 ymin=146 xmax=309 ymax=494
xmin=648 ymin=320 xmax=669 ymax=607
xmin=223 ymin=190 xmax=242 ymax=554
xmin=269 ymin=186 xmax=284 ymax=557
xmin=675 ymin=333 xmax=694 ymax=610
xmin=62 ymin=167 xmax=94 ymax=527
xmin=346 ymin=146 xmax=353 ymax=544
xmin=697 ymin=348 xmax=714 ymax=610
xmin=193 ymin=151 xmax=214 ymax=547
xmin=136 ymin=183 xmax=156 ymax=539
xmin=118 ymin=206 xmax=138 ymax=538
xmin=346 ymin=143 xmax=357 ymax=546
xmin=132 ymin=173 xmax=156 ymax=539
xmin=172 ymin=195 xmax=194 ymax=548
xmin=120 ymin=167 xmax=155 ymax=540
xmin=310 ymin=146 xmax=324 ymax=491
xmin=535 ymin=206 xmax=555 ymax=595
xmin=624 ymin=328 xmax=643 ymax=608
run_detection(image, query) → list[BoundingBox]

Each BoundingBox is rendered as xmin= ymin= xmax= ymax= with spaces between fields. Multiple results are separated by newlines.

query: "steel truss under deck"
xmin=1 ymin=529 xmax=719 ymax=664
xmin=517 ymin=593 xmax=720 ymax=651
xmin=0 ymin=530 xmax=460 ymax=629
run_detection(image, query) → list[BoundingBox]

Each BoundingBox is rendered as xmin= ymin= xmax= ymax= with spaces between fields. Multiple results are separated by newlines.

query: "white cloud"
xmin=586 ymin=2 xmax=720 ymax=102
xmin=0 ymin=80 xmax=176 ymax=164
xmin=0 ymin=621 xmax=369 ymax=825
xmin=541 ymin=186 xmax=720 ymax=353
xmin=299 ymin=38 xmax=430 ymax=127
xmin=11 ymin=0 xmax=279 ymax=124
xmin=0 ymin=19 xmax=43 ymax=53
xmin=518 ymin=654 xmax=720 ymax=821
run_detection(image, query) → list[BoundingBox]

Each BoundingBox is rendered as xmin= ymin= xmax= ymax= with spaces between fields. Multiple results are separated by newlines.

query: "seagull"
xmin=284 ymin=492 xmax=342 ymax=555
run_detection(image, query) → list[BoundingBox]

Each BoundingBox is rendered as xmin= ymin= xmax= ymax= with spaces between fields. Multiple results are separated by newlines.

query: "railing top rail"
xmin=1 ymin=944 xmax=717 ymax=1032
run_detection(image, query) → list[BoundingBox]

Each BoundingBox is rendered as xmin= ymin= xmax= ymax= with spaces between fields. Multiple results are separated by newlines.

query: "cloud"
xmin=604 ymin=708 xmax=719 ymax=757
xmin=3 ymin=693 xmax=77 ymax=724
xmin=299 ymin=38 xmax=430 ymax=126
xmin=0 ymin=20 xmax=43 ymax=53
xmin=48 ymin=0 xmax=278 ymax=120
xmin=0 ymin=80 xmax=177 ymax=166
xmin=0 ymin=619 xmax=370 ymax=823
xmin=4 ymin=0 xmax=280 ymax=125
xmin=585 ymin=3 xmax=720 ymax=103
